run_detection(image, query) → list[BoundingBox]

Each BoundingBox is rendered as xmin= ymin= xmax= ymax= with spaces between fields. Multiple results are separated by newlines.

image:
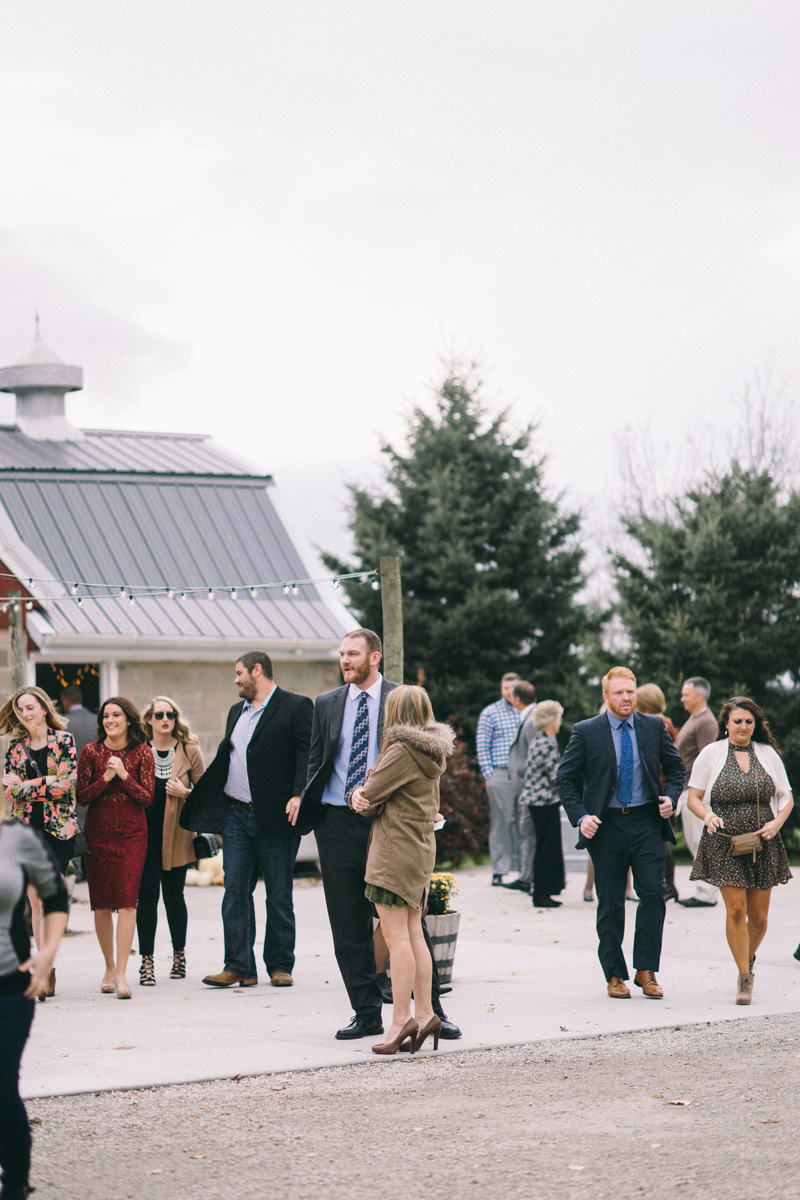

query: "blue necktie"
xmin=344 ymin=692 xmax=370 ymax=797
xmin=618 ymin=721 xmax=633 ymax=808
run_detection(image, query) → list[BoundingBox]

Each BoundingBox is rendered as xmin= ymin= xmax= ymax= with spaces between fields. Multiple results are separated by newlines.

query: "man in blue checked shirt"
xmin=476 ymin=673 xmax=522 ymax=886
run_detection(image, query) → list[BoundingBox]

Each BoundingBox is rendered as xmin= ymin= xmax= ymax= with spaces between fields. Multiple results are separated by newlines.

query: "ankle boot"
xmin=736 ymin=971 xmax=754 ymax=1005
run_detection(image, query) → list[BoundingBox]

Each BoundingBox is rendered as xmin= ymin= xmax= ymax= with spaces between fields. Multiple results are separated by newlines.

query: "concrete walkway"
xmin=21 ymin=864 xmax=800 ymax=1098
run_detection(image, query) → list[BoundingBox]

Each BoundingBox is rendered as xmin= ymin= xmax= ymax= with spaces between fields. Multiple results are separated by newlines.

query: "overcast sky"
xmin=2 ymin=1 xmax=798 ymax=575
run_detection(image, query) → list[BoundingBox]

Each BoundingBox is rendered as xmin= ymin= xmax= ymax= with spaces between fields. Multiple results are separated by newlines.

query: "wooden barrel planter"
xmin=424 ymin=910 xmax=460 ymax=986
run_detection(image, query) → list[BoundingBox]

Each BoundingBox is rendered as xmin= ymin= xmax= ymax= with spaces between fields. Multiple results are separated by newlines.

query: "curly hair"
xmin=716 ymin=696 xmax=780 ymax=752
xmin=141 ymin=696 xmax=199 ymax=745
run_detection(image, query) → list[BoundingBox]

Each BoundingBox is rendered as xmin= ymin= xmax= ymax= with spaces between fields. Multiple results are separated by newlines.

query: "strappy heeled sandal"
xmin=170 ymin=949 xmax=186 ymax=979
xmin=139 ymin=954 xmax=156 ymax=986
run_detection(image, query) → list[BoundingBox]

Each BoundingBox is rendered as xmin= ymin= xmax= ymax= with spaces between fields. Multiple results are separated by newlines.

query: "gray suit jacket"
xmin=297 ymin=677 xmax=397 ymax=835
xmin=508 ymin=706 xmax=537 ymax=799
xmin=65 ymin=707 xmax=96 ymax=759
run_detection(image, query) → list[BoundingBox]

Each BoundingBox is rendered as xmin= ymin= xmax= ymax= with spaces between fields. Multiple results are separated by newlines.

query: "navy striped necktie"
xmin=345 ymin=692 xmax=370 ymax=797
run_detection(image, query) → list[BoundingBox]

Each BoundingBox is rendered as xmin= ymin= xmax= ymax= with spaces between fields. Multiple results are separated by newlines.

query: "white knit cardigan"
xmin=688 ymin=739 xmax=792 ymax=814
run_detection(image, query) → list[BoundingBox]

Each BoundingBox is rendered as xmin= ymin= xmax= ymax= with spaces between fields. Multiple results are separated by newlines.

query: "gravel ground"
xmin=27 ymin=1014 xmax=800 ymax=1200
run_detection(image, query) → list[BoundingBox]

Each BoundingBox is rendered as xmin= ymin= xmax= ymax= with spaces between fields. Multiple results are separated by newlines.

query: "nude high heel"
xmin=411 ymin=1015 xmax=442 ymax=1052
xmin=372 ymin=1018 xmax=419 ymax=1055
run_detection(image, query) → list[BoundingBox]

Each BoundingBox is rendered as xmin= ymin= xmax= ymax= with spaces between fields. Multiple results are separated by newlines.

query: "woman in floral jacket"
xmin=519 ymin=700 xmax=565 ymax=909
xmin=0 ymin=686 xmax=79 ymax=999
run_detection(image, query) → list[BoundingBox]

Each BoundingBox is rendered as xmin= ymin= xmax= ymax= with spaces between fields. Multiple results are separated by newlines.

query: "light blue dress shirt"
xmin=225 ymin=690 xmax=274 ymax=803
xmin=607 ymin=713 xmax=647 ymax=808
xmin=321 ymin=676 xmax=383 ymax=806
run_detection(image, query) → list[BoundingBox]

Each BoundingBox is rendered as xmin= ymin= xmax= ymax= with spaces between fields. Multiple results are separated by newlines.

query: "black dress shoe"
xmin=793 ymin=945 xmax=800 ymax=963
xmin=502 ymin=879 xmax=531 ymax=892
xmin=677 ymin=897 xmax=717 ymax=908
xmin=532 ymin=896 xmax=562 ymax=907
xmin=491 ymin=874 xmax=504 ymax=886
xmin=438 ymin=1017 xmax=461 ymax=1039
xmin=335 ymin=1014 xmax=384 ymax=1040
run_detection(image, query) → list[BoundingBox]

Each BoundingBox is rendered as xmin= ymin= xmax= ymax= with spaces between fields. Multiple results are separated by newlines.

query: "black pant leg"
xmin=0 ymin=995 xmax=34 ymax=1193
xmin=421 ymin=917 xmax=443 ymax=1017
xmin=587 ymin=815 xmax=631 ymax=980
xmin=315 ymin=807 xmax=382 ymax=1019
xmin=531 ymin=805 xmax=566 ymax=899
xmin=160 ymin=865 xmax=189 ymax=951
xmin=136 ymin=846 xmax=162 ymax=956
xmin=630 ymin=814 xmax=668 ymax=971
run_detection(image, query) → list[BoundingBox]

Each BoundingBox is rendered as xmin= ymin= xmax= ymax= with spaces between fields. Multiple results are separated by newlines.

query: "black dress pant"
xmin=530 ymin=805 xmax=566 ymax=901
xmin=315 ymin=805 xmax=442 ymax=1020
xmin=587 ymin=805 xmax=667 ymax=981
xmin=0 ymin=994 xmax=34 ymax=1194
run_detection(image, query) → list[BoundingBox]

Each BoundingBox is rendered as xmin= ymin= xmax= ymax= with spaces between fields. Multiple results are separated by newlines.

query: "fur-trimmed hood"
xmin=382 ymin=721 xmax=456 ymax=776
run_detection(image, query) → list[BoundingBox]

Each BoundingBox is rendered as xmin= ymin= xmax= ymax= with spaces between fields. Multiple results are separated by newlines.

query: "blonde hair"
xmin=0 ymin=686 xmax=67 ymax=740
xmin=601 ymin=666 xmax=637 ymax=693
xmin=636 ymin=684 xmax=666 ymax=715
xmin=381 ymin=685 xmax=435 ymax=748
xmin=141 ymin=696 xmax=199 ymax=745
xmin=533 ymin=700 xmax=564 ymax=731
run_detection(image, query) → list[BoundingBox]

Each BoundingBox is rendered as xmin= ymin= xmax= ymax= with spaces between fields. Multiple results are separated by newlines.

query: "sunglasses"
xmin=153 ymin=710 xmax=177 ymax=721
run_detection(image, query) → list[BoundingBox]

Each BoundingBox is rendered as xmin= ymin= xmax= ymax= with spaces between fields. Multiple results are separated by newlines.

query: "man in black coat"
xmin=556 ymin=667 xmax=685 ymax=1000
xmin=293 ymin=628 xmax=460 ymax=1042
xmin=180 ymin=651 xmax=312 ymax=989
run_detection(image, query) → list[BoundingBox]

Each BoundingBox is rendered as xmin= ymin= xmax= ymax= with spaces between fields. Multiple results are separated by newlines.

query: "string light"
xmin=119 ymin=587 xmax=127 ymax=599
xmin=77 ymin=597 xmax=83 ymax=607
xmin=166 ymin=588 xmax=174 ymax=600
xmin=208 ymin=589 xmax=215 ymax=601
xmin=371 ymin=578 xmax=380 ymax=590
xmin=249 ymin=587 xmax=257 ymax=598
xmin=129 ymin=595 xmax=136 ymax=605
xmin=282 ymin=584 xmax=290 ymax=595
xmin=25 ymin=601 xmax=33 ymax=611
xmin=291 ymin=584 xmax=299 ymax=596
xmin=230 ymin=588 xmax=238 ymax=600
xmin=70 ymin=584 xmax=78 ymax=595
xmin=180 ymin=592 xmax=187 ymax=602
xmin=332 ymin=578 xmax=340 ymax=589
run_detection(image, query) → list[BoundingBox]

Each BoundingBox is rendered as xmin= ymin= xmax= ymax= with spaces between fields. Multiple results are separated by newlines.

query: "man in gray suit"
xmin=61 ymin=686 xmax=96 ymax=833
xmin=505 ymin=681 xmax=537 ymax=892
xmin=293 ymin=628 xmax=459 ymax=1042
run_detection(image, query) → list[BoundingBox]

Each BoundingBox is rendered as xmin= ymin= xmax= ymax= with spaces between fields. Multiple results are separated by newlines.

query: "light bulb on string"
xmin=291 ymin=584 xmax=299 ymax=596
xmin=77 ymin=597 xmax=84 ymax=607
xmin=119 ymin=587 xmax=126 ymax=599
xmin=129 ymin=595 xmax=136 ymax=605
xmin=25 ymin=601 xmax=33 ymax=611
xmin=371 ymin=578 xmax=380 ymax=590
xmin=249 ymin=588 xmax=258 ymax=598
xmin=70 ymin=584 xmax=78 ymax=595
xmin=180 ymin=592 xmax=187 ymax=602
xmin=166 ymin=589 xmax=174 ymax=600
xmin=208 ymin=589 xmax=215 ymax=601
xmin=332 ymin=578 xmax=340 ymax=589
xmin=282 ymin=584 xmax=290 ymax=595
xmin=230 ymin=588 xmax=238 ymax=600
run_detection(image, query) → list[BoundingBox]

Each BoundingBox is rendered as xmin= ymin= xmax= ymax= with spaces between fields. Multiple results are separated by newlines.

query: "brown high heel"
xmin=372 ymin=1018 xmax=419 ymax=1056
xmin=411 ymin=1015 xmax=442 ymax=1052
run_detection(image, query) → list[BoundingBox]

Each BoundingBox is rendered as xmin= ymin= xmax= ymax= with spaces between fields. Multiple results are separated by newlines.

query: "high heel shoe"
xmin=170 ymin=949 xmax=186 ymax=979
xmin=411 ymin=1015 xmax=442 ymax=1053
xmin=139 ymin=955 xmax=156 ymax=986
xmin=372 ymin=1018 xmax=419 ymax=1055
xmin=37 ymin=967 xmax=56 ymax=1002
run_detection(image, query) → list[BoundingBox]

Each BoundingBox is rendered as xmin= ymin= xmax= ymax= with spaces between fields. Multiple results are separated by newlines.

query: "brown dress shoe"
xmin=607 ymin=976 xmax=631 ymax=998
xmin=202 ymin=970 xmax=246 ymax=987
xmin=634 ymin=970 xmax=663 ymax=998
xmin=270 ymin=971 xmax=293 ymax=987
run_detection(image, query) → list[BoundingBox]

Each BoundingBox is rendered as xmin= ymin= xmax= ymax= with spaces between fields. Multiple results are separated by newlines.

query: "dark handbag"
xmin=193 ymin=832 xmax=220 ymax=860
xmin=718 ymin=769 xmax=763 ymax=862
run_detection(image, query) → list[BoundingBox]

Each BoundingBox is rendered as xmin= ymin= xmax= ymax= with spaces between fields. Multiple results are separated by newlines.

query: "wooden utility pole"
xmin=8 ymin=591 xmax=26 ymax=690
xmin=379 ymin=557 xmax=403 ymax=684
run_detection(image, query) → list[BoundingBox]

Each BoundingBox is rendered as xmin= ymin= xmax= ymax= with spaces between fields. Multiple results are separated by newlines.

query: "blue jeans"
xmin=221 ymin=802 xmax=300 ymax=978
xmin=0 ymin=992 xmax=35 ymax=1193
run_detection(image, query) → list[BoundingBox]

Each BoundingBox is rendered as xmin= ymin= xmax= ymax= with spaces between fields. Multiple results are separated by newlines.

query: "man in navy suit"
xmin=556 ymin=666 xmax=685 ymax=999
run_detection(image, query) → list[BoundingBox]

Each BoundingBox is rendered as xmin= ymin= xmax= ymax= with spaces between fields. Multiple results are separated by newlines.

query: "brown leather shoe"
xmin=634 ymin=970 xmax=663 ymax=998
xmin=270 ymin=971 xmax=293 ymax=987
xmin=239 ymin=977 xmax=258 ymax=987
xmin=607 ymin=976 xmax=631 ymax=998
xmin=202 ymin=970 xmax=246 ymax=987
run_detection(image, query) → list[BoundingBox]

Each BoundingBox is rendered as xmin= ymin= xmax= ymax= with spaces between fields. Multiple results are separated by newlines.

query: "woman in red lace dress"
xmin=78 ymin=697 xmax=154 ymax=999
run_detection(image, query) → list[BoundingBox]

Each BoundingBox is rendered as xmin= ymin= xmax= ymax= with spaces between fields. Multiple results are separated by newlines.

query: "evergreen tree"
xmin=614 ymin=462 xmax=800 ymax=813
xmin=323 ymin=365 xmax=593 ymax=738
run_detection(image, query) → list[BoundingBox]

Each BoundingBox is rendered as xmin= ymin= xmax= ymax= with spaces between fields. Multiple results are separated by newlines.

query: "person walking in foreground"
xmin=1 ymin=687 xmax=79 ymax=999
xmin=685 ymin=696 xmax=792 ymax=1005
xmin=476 ymin=672 xmax=522 ymax=886
xmin=78 ymin=697 xmax=154 ymax=999
xmin=0 ymin=798 xmax=68 ymax=1200
xmin=137 ymin=697 xmax=206 ymax=986
xmin=675 ymin=677 xmax=720 ymax=908
xmin=181 ymin=652 xmax=312 ymax=989
xmin=556 ymin=667 xmax=685 ymax=1000
xmin=350 ymin=685 xmax=455 ymax=1054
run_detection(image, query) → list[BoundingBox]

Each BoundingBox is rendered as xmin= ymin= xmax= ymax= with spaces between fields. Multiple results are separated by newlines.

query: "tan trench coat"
xmin=160 ymin=742 xmax=206 ymax=870
xmin=357 ymin=722 xmax=455 ymax=909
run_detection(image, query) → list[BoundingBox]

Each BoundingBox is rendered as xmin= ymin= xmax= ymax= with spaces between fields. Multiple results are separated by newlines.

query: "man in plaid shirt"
xmin=476 ymin=673 xmax=522 ymax=885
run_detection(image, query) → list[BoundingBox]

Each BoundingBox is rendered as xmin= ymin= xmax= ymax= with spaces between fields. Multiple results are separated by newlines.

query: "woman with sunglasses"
xmin=137 ymin=697 xmax=205 ymax=985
